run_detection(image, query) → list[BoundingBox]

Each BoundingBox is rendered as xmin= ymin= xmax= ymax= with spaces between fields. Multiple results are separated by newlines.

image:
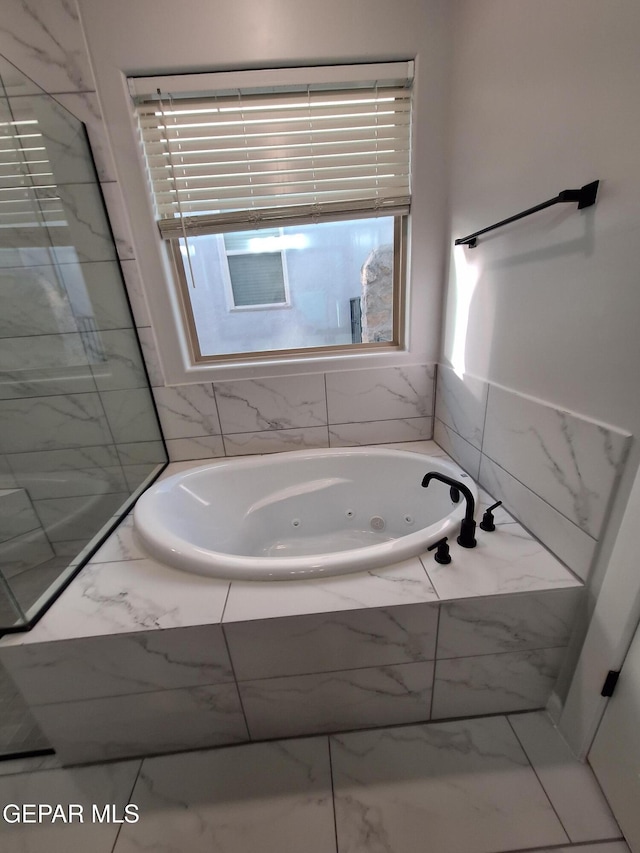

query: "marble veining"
xmin=0 ymin=392 xmax=112 ymax=454
xmin=2 ymin=624 xmax=234 ymax=704
xmin=0 ymin=557 xmax=230 ymax=644
xmin=222 ymin=426 xmax=329 ymax=456
xmin=435 ymin=365 xmax=488 ymax=449
xmin=329 ymin=416 xmax=432 ymax=446
xmin=331 ymin=716 xmax=569 ymax=853
xmin=436 ymin=588 xmax=582 ymax=658
xmin=433 ymin=417 xmax=482 ymax=479
xmin=224 ymin=603 xmax=438 ymax=680
xmin=31 ymin=682 xmax=248 ymax=764
xmin=0 ymin=759 xmax=140 ymax=853
xmin=153 ymin=384 xmax=222 ymax=439
xmin=479 ymin=454 xmax=597 ymax=581
xmin=423 ymin=514 xmax=581 ymax=600
xmin=326 ymin=364 xmax=435 ymax=424
xmin=214 ymin=375 xmax=327 ymax=433
xmin=114 ymin=738 xmax=336 ymax=853
xmin=0 ymin=0 xmax=95 ymax=95
xmin=508 ymin=711 xmax=620 ymax=843
xmin=222 ymin=557 xmax=438 ymax=624
xmin=431 ymin=647 xmax=566 ymax=718
xmin=239 ymin=661 xmax=434 ymax=740
xmin=482 ymin=384 xmax=630 ymax=538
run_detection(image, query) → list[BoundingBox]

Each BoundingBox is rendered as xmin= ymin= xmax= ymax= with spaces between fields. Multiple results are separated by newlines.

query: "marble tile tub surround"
xmin=0 ymin=442 xmax=584 ymax=762
xmin=150 ymin=363 xmax=436 ymax=461
xmin=434 ymin=364 xmax=631 ymax=581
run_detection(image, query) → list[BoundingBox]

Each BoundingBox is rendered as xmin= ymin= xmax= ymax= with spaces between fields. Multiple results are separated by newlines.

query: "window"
xmin=131 ymin=63 xmax=412 ymax=364
xmin=223 ymin=229 xmax=289 ymax=309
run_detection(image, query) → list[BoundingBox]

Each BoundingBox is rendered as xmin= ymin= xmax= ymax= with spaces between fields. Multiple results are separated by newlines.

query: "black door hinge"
xmin=601 ymin=670 xmax=620 ymax=697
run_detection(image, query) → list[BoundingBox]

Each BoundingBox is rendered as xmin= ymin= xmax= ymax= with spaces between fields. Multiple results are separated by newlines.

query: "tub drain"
xmin=370 ymin=516 xmax=385 ymax=531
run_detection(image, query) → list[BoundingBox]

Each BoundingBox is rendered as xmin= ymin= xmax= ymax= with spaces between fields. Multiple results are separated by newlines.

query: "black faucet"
xmin=421 ymin=471 xmax=477 ymax=548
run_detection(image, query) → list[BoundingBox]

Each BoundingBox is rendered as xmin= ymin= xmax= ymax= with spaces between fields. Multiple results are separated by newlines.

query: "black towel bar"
xmin=454 ymin=180 xmax=599 ymax=248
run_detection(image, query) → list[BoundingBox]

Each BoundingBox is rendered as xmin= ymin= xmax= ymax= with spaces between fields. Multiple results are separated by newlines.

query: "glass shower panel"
xmin=0 ymin=54 xmax=167 ymax=632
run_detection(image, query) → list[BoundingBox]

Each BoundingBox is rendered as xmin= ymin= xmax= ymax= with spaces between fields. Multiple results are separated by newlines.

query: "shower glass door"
xmin=0 ymin=54 xmax=167 ymax=632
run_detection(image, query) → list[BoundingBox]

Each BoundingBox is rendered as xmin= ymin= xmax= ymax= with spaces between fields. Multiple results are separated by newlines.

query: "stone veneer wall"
xmin=434 ymin=365 xmax=632 ymax=583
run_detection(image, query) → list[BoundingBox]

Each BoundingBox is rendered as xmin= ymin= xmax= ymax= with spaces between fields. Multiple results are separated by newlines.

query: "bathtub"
xmin=133 ymin=447 xmax=477 ymax=581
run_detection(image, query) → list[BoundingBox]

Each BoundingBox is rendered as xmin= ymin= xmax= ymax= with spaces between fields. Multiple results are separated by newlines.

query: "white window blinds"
xmin=132 ymin=64 xmax=413 ymax=238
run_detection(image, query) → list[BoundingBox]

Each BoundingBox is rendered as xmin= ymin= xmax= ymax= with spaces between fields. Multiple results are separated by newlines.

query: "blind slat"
xmin=135 ymin=79 xmax=411 ymax=230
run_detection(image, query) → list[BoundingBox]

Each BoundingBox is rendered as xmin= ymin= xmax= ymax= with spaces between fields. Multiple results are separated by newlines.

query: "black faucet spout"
xmin=422 ymin=471 xmax=477 ymax=548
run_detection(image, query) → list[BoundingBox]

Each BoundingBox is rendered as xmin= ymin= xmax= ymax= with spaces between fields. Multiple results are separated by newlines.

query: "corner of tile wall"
xmin=434 ymin=363 xmax=632 ymax=583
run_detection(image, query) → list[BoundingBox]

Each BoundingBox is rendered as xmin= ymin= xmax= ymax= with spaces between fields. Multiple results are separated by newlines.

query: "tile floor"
xmin=0 ymin=662 xmax=49 ymax=757
xmin=0 ymin=710 xmax=629 ymax=853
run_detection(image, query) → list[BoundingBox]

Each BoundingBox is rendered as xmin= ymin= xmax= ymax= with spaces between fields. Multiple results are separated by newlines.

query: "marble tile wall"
xmin=434 ymin=365 xmax=631 ymax=581
xmin=153 ymin=364 xmax=436 ymax=461
xmin=0 ymin=576 xmax=583 ymax=762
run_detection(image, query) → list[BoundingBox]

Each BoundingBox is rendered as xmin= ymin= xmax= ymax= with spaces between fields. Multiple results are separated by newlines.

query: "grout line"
xmin=428 ymin=606 xmax=440 ymax=720
xmin=479 ymin=380 xmax=491 ymax=457
xmin=231 ymin=657 xmax=436 ymax=685
xmin=326 ymin=736 xmax=340 ymax=853
xmin=111 ymin=756 xmax=145 ymax=852
xmin=220 ymin=621 xmax=253 ymax=741
xmin=478 ymin=452 xmax=597 ymax=540
xmin=506 ymin=714 xmax=572 ymax=845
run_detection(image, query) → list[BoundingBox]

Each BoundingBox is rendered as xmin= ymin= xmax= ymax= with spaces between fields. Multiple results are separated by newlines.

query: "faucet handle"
xmin=479 ymin=500 xmax=503 ymax=532
xmin=427 ymin=536 xmax=451 ymax=565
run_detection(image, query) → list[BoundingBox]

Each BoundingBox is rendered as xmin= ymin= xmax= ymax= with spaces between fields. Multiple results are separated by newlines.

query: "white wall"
xmin=75 ymin=0 xmax=453 ymax=383
xmin=444 ymin=0 xmax=640 ymax=582
xmin=443 ymin=0 xmax=640 ymax=721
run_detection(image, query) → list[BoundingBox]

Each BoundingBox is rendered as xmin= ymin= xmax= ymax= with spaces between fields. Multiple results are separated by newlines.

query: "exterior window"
xmin=223 ymin=230 xmax=289 ymax=309
xmin=132 ymin=63 xmax=412 ymax=365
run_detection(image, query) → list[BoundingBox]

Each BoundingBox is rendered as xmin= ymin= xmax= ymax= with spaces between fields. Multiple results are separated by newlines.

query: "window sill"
xmin=161 ymin=343 xmax=430 ymax=386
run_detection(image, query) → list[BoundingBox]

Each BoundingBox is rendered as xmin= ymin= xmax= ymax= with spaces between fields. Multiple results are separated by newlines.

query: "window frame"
xmin=221 ymin=230 xmax=292 ymax=312
xmin=128 ymin=61 xmax=420 ymax=382
xmin=167 ymin=213 xmax=407 ymax=365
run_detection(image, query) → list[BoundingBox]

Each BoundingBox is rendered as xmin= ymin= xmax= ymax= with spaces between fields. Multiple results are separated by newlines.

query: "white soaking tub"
xmin=133 ymin=447 xmax=477 ymax=581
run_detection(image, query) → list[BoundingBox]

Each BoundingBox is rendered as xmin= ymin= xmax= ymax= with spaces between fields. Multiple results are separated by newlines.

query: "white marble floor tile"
xmin=331 ymin=715 xmax=569 ymax=853
xmin=508 ymin=711 xmax=622 ymax=842
xmin=114 ymin=738 xmax=336 ymax=853
xmin=240 ymin=662 xmax=433 ymax=740
xmin=0 ymin=759 xmax=140 ymax=853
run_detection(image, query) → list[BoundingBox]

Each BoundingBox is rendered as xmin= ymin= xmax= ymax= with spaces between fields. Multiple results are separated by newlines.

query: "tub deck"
xmin=0 ymin=441 xmax=583 ymax=765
